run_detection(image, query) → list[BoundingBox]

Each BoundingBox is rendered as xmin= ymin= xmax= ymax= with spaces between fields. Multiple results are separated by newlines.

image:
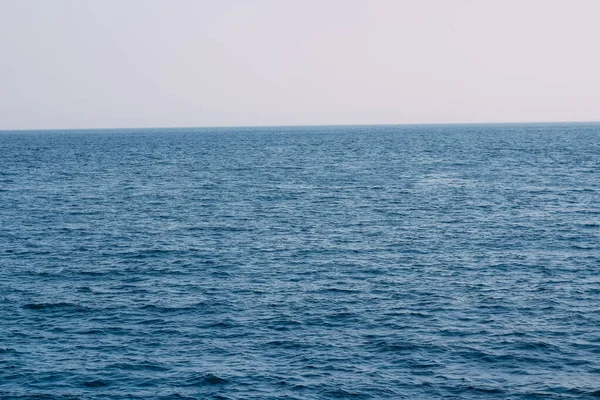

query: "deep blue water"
xmin=1 ymin=123 xmax=599 ymax=399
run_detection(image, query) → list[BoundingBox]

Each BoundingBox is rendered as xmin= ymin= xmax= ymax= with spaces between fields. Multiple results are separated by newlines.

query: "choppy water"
xmin=1 ymin=123 xmax=599 ymax=399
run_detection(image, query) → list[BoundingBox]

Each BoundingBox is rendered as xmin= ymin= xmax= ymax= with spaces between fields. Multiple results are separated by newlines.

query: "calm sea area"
xmin=1 ymin=123 xmax=599 ymax=399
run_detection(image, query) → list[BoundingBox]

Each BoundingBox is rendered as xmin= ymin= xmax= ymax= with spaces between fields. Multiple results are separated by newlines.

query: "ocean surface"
xmin=1 ymin=123 xmax=599 ymax=399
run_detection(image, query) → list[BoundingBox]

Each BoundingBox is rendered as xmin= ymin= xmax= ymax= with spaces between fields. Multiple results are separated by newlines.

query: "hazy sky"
xmin=1 ymin=0 xmax=599 ymax=130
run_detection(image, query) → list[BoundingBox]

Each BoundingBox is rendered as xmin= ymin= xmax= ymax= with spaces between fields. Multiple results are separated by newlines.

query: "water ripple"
xmin=0 ymin=124 xmax=599 ymax=399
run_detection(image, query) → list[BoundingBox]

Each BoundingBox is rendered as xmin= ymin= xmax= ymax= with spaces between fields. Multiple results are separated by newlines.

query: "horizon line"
xmin=1 ymin=119 xmax=600 ymax=133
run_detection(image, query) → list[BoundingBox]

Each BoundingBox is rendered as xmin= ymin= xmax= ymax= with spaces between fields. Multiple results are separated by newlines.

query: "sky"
xmin=1 ymin=0 xmax=599 ymax=130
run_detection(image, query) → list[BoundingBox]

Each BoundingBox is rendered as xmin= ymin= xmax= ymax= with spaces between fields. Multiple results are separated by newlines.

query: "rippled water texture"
xmin=1 ymin=124 xmax=599 ymax=399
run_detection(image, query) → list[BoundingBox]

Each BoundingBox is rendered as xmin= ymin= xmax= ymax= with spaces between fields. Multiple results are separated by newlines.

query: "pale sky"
xmin=1 ymin=0 xmax=599 ymax=130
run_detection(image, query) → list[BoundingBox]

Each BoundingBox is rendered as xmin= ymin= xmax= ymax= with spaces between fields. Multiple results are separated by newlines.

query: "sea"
xmin=0 ymin=123 xmax=599 ymax=399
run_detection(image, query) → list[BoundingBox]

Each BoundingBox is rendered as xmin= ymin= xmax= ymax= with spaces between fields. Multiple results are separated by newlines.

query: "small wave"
xmin=75 ymin=326 xmax=129 ymax=335
xmin=107 ymin=361 xmax=170 ymax=372
xmin=83 ymin=380 xmax=109 ymax=387
xmin=140 ymin=304 xmax=195 ymax=313
xmin=135 ymin=318 xmax=166 ymax=325
xmin=0 ymin=394 xmax=78 ymax=400
xmin=463 ymin=385 xmax=504 ymax=394
xmin=22 ymin=302 xmax=88 ymax=312
xmin=207 ymin=320 xmax=236 ymax=329
xmin=319 ymin=287 xmax=360 ymax=294
xmin=325 ymin=387 xmax=369 ymax=398
xmin=581 ymin=222 xmax=600 ymax=228
xmin=158 ymin=394 xmax=200 ymax=400
xmin=0 ymin=347 xmax=18 ymax=354
xmin=513 ymin=341 xmax=562 ymax=352
xmin=368 ymin=340 xmax=419 ymax=353
xmin=264 ymin=340 xmax=305 ymax=349
xmin=183 ymin=373 xmax=229 ymax=386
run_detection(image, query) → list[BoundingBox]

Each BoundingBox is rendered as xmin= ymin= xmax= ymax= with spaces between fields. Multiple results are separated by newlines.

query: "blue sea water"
xmin=0 ymin=123 xmax=599 ymax=399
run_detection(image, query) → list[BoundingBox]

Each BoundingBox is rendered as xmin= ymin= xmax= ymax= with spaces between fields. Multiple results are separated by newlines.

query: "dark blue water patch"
xmin=21 ymin=302 xmax=90 ymax=312
xmin=83 ymin=380 xmax=109 ymax=388
xmin=1 ymin=123 xmax=599 ymax=399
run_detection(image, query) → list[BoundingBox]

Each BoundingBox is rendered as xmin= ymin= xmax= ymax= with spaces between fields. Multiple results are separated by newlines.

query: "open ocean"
xmin=1 ymin=123 xmax=599 ymax=399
